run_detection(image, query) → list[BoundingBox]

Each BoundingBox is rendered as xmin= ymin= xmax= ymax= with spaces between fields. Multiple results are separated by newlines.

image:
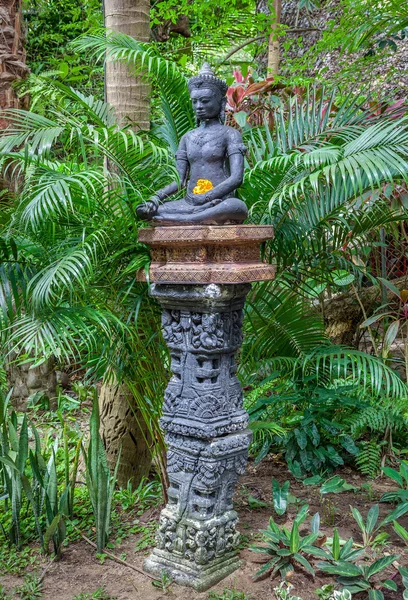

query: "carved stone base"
xmin=144 ymin=551 xmax=242 ymax=591
xmin=138 ymin=225 xmax=275 ymax=591
xmin=144 ymin=510 xmax=242 ymax=591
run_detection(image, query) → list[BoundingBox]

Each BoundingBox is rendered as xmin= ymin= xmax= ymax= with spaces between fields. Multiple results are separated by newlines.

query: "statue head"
xmin=188 ymin=63 xmax=228 ymax=125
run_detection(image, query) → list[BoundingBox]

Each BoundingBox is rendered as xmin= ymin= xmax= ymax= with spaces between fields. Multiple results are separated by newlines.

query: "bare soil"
xmin=1 ymin=456 xmax=407 ymax=600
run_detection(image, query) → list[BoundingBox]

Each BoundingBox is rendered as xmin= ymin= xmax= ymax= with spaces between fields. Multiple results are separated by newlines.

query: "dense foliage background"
xmin=1 ymin=1 xmax=408 ymax=599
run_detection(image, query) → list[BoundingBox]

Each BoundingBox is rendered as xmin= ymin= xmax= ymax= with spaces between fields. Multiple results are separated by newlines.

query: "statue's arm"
xmin=153 ymin=135 xmax=189 ymax=201
xmin=205 ymin=129 xmax=246 ymax=201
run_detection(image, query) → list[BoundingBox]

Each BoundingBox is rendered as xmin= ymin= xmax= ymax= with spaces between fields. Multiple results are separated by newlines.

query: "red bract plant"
xmin=226 ymin=69 xmax=286 ymax=128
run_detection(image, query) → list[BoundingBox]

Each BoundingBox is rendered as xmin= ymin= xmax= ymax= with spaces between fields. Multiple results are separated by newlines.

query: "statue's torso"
xmin=184 ymin=125 xmax=231 ymax=197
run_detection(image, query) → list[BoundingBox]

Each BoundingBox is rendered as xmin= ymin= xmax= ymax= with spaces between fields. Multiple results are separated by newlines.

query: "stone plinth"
xmin=138 ymin=225 xmax=274 ymax=591
xmin=137 ymin=225 xmax=275 ymax=284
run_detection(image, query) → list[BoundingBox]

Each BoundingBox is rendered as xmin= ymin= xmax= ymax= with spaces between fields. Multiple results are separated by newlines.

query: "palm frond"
xmin=302 ymin=346 xmax=407 ymax=399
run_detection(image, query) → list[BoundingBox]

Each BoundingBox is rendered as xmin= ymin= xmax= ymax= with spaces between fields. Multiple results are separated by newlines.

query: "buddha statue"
xmin=136 ymin=63 xmax=248 ymax=225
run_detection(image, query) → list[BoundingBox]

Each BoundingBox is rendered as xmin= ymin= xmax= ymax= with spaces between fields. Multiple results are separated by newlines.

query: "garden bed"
xmin=1 ymin=456 xmax=407 ymax=600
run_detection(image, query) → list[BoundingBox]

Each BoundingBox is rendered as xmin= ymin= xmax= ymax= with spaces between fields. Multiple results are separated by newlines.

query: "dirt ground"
xmin=1 ymin=456 xmax=407 ymax=600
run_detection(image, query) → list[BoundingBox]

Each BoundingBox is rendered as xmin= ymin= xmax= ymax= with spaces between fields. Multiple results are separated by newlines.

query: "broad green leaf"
xmin=380 ymin=502 xmax=408 ymax=526
xmin=382 ymin=466 xmax=404 ymax=487
xmin=366 ymin=554 xmax=398 ymax=579
xmin=317 ymin=560 xmax=362 ymax=576
xmin=290 ymin=521 xmax=300 ymax=553
xmin=311 ymin=512 xmax=320 ymax=535
xmin=382 ymin=320 xmax=400 ymax=358
xmin=366 ymin=504 xmax=379 ymax=533
xmin=351 ymin=506 xmax=365 ymax=533
xmin=382 ymin=580 xmax=397 ymax=591
xmin=361 ymin=312 xmax=392 ymax=327
xmin=272 ymin=478 xmax=290 ymax=516
xmin=320 ymin=476 xmax=347 ymax=494
xmin=294 ymin=504 xmax=309 ymax=526
xmin=368 ymin=590 xmax=383 ymax=600
xmin=293 ymin=552 xmax=315 ymax=575
xmin=332 ymin=270 xmax=355 ymax=286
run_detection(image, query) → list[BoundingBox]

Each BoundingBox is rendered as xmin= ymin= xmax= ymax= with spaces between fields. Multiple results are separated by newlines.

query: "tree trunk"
xmin=99 ymin=381 xmax=152 ymax=489
xmin=104 ymin=0 xmax=150 ymax=130
xmin=101 ymin=2 xmax=152 ymax=487
xmin=267 ymin=0 xmax=282 ymax=75
xmin=324 ymin=275 xmax=408 ymax=347
xmin=0 ymin=0 xmax=29 ymax=130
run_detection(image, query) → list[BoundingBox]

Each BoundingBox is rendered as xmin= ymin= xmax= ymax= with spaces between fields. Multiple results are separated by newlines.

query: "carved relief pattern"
xmin=146 ymin=284 xmax=251 ymax=583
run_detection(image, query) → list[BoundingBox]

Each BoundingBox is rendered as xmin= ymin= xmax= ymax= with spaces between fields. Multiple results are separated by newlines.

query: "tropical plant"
xmin=308 ymin=528 xmax=364 ymax=563
xmin=272 ymin=478 xmax=290 ymax=516
xmin=393 ymin=520 xmax=408 ymax=547
xmin=82 ymin=396 xmax=120 ymax=553
xmin=380 ymin=460 xmax=408 ymax=503
xmin=251 ymin=505 xmax=320 ymax=578
xmin=0 ymin=395 xmax=75 ymax=555
xmin=0 ymin=71 xmax=170 ymax=487
xmin=2 ymin=37 xmax=408 ymax=487
xmin=317 ymin=554 xmax=399 ymax=599
xmin=273 ymin=582 xmax=303 ymax=600
xmin=115 ymin=476 xmax=162 ymax=513
xmin=399 ymin=565 xmax=408 ymax=600
xmin=350 ymin=502 xmax=408 ymax=548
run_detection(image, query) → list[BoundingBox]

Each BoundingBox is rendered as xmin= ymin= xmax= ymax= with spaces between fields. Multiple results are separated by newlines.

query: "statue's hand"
xmin=191 ymin=193 xmax=209 ymax=207
xmin=136 ymin=196 xmax=160 ymax=220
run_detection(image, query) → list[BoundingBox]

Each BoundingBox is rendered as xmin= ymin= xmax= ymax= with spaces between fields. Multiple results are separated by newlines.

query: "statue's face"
xmin=190 ymin=87 xmax=222 ymax=121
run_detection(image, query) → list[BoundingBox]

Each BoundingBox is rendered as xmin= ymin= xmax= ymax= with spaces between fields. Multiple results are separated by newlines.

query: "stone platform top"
xmin=137 ymin=224 xmax=275 ymax=285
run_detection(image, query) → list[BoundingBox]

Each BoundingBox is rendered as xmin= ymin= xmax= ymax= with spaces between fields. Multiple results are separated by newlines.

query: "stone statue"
xmin=136 ymin=64 xmax=248 ymax=225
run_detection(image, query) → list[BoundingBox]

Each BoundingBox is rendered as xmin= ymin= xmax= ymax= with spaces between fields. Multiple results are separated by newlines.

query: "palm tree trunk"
xmin=99 ymin=381 xmax=152 ymax=489
xmin=104 ymin=0 xmax=150 ymax=130
xmin=267 ymin=0 xmax=281 ymax=75
xmin=101 ymin=1 xmax=152 ymax=488
xmin=0 ymin=0 xmax=29 ymax=130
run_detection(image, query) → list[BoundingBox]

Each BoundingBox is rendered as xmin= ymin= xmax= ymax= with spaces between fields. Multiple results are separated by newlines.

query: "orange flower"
xmin=193 ymin=179 xmax=213 ymax=194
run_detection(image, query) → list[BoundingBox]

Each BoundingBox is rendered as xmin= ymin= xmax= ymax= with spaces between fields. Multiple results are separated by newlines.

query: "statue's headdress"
xmin=188 ymin=63 xmax=228 ymax=97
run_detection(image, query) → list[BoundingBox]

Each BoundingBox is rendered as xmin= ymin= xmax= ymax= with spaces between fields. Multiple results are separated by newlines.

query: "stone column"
xmin=138 ymin=225 xmax=274 ymax=591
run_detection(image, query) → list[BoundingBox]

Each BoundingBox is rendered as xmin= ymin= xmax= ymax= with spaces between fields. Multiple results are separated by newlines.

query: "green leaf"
xmin=290 ymin=521 xmax=300 ymax=554
xmin=233 ymin=111 xmax=248 ymax=128
xmin=366 ymin=554 xmax=398 ymax=579
xmin=293 ymin=552 xmax=315 ymax=575
xmin=332 ymin=270 xmax=355 ymax=286
xmin=351 ymin=506 xmax=365 ymax=533
xmin=366 ymin=504 xmax=379 ymax=533
xmin=394 ymin=520 xmax=408 ymax=542
xmin=332 ymin=528 xmax=340 ymax=561
xmin=272 ymin=478 xmax=290 ymax=516
xmin=17 ymin=415 xmax=28 ymax=473
xmin=255 ymin=557 xmax=279 ymax=578
xmin=380 ymin=502 xmax=408 ymax=526
xmin=317 ymin=560 xmax=362 ymax=576
xmin=311 ymin=512 xmax=320 ymax=535
xmin=294 ymin=428 xmax=308 ymax=450
xmin=44 ymin=514 xmax=61 ymax=552
xmin=361 ymin=312 xmax=392 ymax=327
xmin=294 ymin=504 xmax=309 ymax=526
xmin=382 ymin=580 xmax=398 ymax=591
xmin=320 ymin=476 xmax=347 ymax=494
xmin=382 ymin=466 xmax=404 ymax=487
xmin=382 ymin=320 xmax=400 ymax=358
xmin=368 ymin=590 xmax=384 ymax=600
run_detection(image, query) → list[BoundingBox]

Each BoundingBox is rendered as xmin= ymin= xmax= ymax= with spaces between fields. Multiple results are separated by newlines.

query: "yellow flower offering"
xmin=193 ymin=179 xmax=213 ymax=194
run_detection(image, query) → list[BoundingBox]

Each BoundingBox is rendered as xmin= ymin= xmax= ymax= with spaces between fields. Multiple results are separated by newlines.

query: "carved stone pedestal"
xmin=138 ymin=226 xmax=274 ymax=591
